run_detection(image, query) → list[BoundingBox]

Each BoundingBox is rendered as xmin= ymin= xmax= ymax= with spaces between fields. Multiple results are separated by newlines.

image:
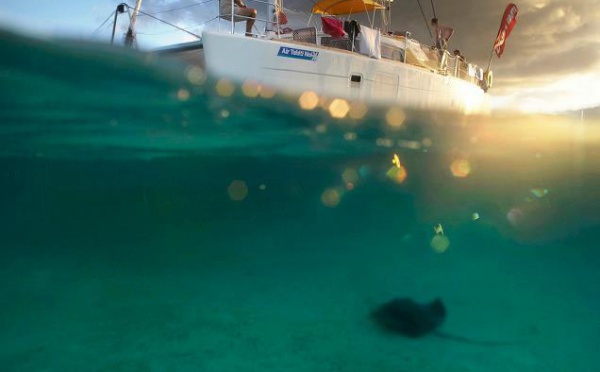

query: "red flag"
xmin=493 ymin=3 xmax=519 ymax=57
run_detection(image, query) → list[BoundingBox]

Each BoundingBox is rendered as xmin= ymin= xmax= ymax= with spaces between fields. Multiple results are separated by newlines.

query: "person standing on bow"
xmin=219 ymin=0 xmax=257 ymax=37
xmin=431 ymin=18 xmax=454 ymax=69
xmin=431 ymin=18 xmax=454 ymax=50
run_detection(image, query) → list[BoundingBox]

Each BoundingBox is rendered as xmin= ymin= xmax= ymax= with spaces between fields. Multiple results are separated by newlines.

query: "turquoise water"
xmin=1 ymin=29 xmax=599 ymax=371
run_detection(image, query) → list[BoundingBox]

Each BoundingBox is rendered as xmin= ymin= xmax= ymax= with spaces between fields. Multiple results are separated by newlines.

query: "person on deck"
xmin=219 ymin=0 xmax=257 ymax=37
xmin=453 ymin=49 xmax=464 ymax=61
xmin=431 ymin=18 xmax=454 ymax=69
xmin=431 ymin=18 xmax=454 ymax=50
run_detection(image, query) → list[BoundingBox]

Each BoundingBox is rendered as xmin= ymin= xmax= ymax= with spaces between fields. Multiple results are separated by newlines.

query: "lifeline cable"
xmin=416 ymin=0 xmax=433 ymax=39
xmin=143 ymin=0 xmax=216 ymax=16
xmin=136 ymin=16 xmax=219 ymax=35
xmin=121 ymin=4 xmax=202 ymax=39
xmin=92 ymin=11 xmax=118 ymax=35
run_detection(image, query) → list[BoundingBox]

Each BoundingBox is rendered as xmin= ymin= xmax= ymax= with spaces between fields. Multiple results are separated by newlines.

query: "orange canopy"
xmin=312 ymin=0 xmax=386 ymax=15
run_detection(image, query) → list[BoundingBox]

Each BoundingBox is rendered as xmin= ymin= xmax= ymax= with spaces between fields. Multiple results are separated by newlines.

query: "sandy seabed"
xmin=1 ymin=211 xmax=598 ymax=372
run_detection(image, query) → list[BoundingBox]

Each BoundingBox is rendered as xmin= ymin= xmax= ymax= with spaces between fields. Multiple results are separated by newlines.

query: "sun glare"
xmin=491 ymin=72 xmax=600 ymax=113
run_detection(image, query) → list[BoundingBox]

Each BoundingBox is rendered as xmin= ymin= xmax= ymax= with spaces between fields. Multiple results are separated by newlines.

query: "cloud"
xmin=484 ymin=0 xmax=600 ymax=109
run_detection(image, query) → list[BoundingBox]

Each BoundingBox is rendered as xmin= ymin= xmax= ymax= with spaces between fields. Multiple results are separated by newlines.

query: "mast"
xmin=125 ymin=0 xmax=144 ymax=47
xmin=111 ymin=4 xmax=127 ymax=45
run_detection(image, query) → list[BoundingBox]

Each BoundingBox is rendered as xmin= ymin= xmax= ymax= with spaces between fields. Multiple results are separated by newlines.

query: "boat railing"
xmin=214 ymin=1 xmax=485 ymax=89
xmin=379 ymin=33 xmax=484 ymax=87
xmin=217 ymin=0 xmax=285 ymax=37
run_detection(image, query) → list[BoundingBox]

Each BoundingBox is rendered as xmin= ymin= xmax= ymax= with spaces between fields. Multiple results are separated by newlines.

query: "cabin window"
xmin=350 ymin=74 xmax=362 ymax=87
xmin=391 ymin=50 xmax=404 ymax=62
xmin=381 ymin=45 xmax=404 ymax=62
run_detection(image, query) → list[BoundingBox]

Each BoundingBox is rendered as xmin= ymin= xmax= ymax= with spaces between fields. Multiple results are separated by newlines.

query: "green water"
xmin=1 ymin=29 xmax=599 ymax=371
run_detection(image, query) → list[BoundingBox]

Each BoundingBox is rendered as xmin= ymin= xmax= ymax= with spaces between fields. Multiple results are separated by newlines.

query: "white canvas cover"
xmin=358 ymin=25 xmax=381 ymax=59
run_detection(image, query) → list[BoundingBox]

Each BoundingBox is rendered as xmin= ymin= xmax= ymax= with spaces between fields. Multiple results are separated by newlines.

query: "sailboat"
xmin=119 ymin=0 xmax=496 ymax=114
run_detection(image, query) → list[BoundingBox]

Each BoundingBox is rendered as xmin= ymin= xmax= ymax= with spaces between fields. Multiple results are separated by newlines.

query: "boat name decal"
xmin=277 ymin=47 xmax=319 ymax=61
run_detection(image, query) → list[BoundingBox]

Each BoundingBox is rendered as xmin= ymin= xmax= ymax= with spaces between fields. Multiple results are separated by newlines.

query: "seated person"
xmin=219 ymin=0 xmax=257 ymax=37
xmin=453 ymin=49 xmax=465 ymax=61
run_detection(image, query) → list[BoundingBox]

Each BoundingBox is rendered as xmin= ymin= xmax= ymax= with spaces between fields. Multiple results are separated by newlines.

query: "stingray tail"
xmin=432 ymin=331 xmax=525 ymax=347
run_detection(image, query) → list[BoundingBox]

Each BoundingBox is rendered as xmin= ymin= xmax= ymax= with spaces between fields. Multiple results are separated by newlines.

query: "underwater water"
xmin=1 ymin=29 xmax=599 ymax=371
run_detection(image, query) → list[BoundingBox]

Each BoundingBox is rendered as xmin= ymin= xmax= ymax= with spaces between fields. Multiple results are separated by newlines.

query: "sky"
xmin=1 ymin=0 xmax=599 ymax=113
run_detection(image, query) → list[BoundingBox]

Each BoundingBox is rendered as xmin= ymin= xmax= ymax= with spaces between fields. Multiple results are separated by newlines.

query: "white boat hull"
xmin=203 ymin=31 xmax=489 ymax=114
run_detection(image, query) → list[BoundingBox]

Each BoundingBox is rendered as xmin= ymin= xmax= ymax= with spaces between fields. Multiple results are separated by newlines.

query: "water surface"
xmin=1 ymin=30 xmax=599 ymax=371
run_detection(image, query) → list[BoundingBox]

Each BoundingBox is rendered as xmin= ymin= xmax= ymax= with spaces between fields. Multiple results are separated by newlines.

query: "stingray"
xmin=371 ymin=297 xmax=522 ymax=346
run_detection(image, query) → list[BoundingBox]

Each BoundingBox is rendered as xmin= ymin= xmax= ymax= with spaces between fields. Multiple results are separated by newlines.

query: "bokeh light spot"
xmin=507 ymin=207 xmax=523 ymax=227
xmin=216 ymin=79 xmax=235 ymax=97
xmin=385 ymin=107 xmax=406 ymax=128
xmin=186 ymin=66 xmax=206 ymax=85
xmin=315 ymin=124 xmax=327 ymax=133
xmin=259 ymin=86 xmax=276 ymax=99
xmin=342 ymin=168 xmax=359 ymax=184
xmin=397 ymin=139 xmax=421 ymax=150
xmin=177 ymin=88 xmax=190 ymax=101
xmin=430 ymin=235 xmax=450 ymax=253
xmin=358 ymin=165 xmax=370 ymax=178
xmin=298 ymin=91 xmax=319 ymax=110
xmin=386 ymin=165 xmax=407 ymax=184
xmin=376 ymin=138 xmax=394 ymax=147
xmin=348 ymin=102 xmax=368 ymax=120
xmin=227 ymin=180 xmax=248 ymax=201
xmin=531 ymin=188 xmax=549 ymax=198
xmin=450 ymin=159 xmax=471 ymax=178
xmin=318 ymin=96 xmax=330 ymax=109
xmin=328 ymin=99 xmax=350 ymax=119
xmin=321 ymin=187 xmax=341 ymax=208
xmin=344 ymin=132 xmax=357 ymax=141
xmin=392 ymin=153 xmax=401 ymax=168
xmin=242 ymin=80 xmax=261 ymax=98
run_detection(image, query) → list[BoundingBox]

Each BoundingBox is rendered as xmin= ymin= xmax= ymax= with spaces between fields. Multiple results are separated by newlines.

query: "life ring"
xmin=482 ymin=70 xmax=493 ymax=92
